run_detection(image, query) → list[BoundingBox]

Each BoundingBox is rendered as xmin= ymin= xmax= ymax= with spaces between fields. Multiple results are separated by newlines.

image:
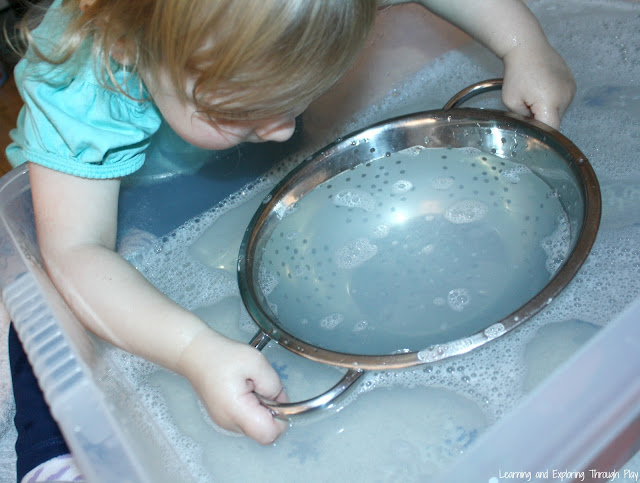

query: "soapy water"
xmin=392 ymin=179 xmax=414 ymax=194
xmin=334 ymin=237 xmax=379 ymax=270
xmin=319 ymin=313 xmax=344 ymax=330
xmin=257 ymin=146 xmax=568 ymax=354
xmin=500 ymin=163 xmax=532 ymax=184
xmin=447 ymin=288 xmax=471 ymax=312
xmin=107 ymin=1 xmax=640 ymax=480
xmin=333 ymin=189 xmax=376 ymax=212
xmin=431 ymin=176 xmax=455 ymax=190
xmin=443 ymin=199 xmax=489 ymax=224
xmin=541 ymin=213 xmax=571 ymax=274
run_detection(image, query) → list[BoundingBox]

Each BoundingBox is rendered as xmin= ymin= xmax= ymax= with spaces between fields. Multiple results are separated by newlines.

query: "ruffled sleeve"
xmin=6 ymin=0 xmax=162 ymax=179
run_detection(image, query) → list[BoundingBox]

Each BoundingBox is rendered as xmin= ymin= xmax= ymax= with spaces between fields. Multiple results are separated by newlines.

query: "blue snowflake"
xmin=271 ymin=362 xmax=289 ymax=381
xmin=287 ymin=437 xmax=321 ymax=464
xmin=445 ymin=426 xmax=479 ymax=452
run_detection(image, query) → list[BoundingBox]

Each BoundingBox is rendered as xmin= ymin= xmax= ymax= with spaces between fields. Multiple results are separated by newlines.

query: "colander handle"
xmin=250 ymin=331 xmax=365 ymax=419
xmin=443 ymin=78 xmax=503 ymax=110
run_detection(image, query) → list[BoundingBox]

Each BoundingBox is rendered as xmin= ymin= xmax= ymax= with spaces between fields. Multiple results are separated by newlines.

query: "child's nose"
xmin=254 ymin=116 xmax=297 ymax=142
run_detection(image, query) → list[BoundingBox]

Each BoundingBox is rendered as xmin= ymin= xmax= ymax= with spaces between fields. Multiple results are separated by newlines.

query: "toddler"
xmin=6 ymin=0 xmax=574 ymax=481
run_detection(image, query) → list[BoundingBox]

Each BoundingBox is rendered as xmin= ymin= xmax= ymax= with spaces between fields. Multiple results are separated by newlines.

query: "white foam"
xmin=333 ymin=189 xmax=376 ymax=212
xmin=335 ymin=238 xmax=378 ymax=269
xmin=257 ymin=265 xmax=279 ymax=296
xmin=500 ymin=164 xmax=531 ymax=184
xmin=541 ymin=213 xmax=571 ymax=275
xmin=371 ymin=224 xmax=390 ymax=238
xmin=352 ymin=320 xmax=369 ymax=332
xmin=320 ymin=313 xmax=344 ymax=330
xmin=444 ymin=200 xmax=489 ymax=224
xmin=447 ymin=288 xmax=472 ymax=312
xmin=484 ymin=323 xmax=506 ymax=340
xmin=117 ymin=228 xmax=159 ymax=261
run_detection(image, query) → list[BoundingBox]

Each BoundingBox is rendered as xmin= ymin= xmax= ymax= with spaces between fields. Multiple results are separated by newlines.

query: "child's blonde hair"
xmin=45 ymin=0 xmax=378 ymax=121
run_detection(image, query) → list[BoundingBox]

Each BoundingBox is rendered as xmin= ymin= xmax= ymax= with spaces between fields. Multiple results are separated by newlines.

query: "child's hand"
xmin=408 ymin=0 xmax=576 ymax=130
xmin=501 ymin=41 xmax=576 ymax=130
xmin=177 ymin=329 xmax=289 ymax=445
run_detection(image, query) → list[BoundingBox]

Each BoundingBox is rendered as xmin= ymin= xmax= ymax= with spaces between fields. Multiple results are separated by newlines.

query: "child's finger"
xmin=248 ymin=353 xmax=287 ymax=402
xmin=501 ymin=85 xmax=534 ymax=117
xmin=508 ymin=99 xmax=534 ymax=120
xmin=526 ymin=100 xmax=562 ymax=130
xmin=502 ymin=90 xmax=562 ymax=130
xmin=534 ymin=107 xmax=561 ymax=130
xmin=235 ymin=392 xmax=289 ymax=445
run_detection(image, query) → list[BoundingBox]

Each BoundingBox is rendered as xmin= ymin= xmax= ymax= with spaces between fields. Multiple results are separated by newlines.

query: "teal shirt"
xmin=6 ymin=0 xmax=162 ymax=179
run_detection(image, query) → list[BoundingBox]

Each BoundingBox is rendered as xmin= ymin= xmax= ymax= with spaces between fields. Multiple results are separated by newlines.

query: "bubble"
xmin=541 ymin=213 xmax=571 ymax=274
xmin=353 ymin=320 xmax=369 ymax=332
xmin=392 ymin=180 xmax=414 ymax=194
xmin=500 ymin=164 xmax=531 ymax=183
xmin=372 ymin=224 xmax=390 ymax=239
xmin=335 ymin=238 xmax=378 ymax=269
xmin=484 ymin=323 xmax=506 ymax=340
xmin=444 ymin=200 xmax=489 ymax=224
xmin=320 ymin=313 xmax=344 ymax=330
xmin=417 ymin=338 xmax=474 ymax=362
xmin=257 ymin=266 xmax=279 ymax=296
xmin=431 ymin=177 xmax=455 ymax=190
xmin=333 ymin=189 xmax=376 ymax=212
xmin=447 ymin=288 xmax=471 ymax=312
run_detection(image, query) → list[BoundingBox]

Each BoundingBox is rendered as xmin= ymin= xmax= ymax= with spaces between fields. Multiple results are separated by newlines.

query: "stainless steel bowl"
xmin=237 ymin=79 xmax=601 ymax=418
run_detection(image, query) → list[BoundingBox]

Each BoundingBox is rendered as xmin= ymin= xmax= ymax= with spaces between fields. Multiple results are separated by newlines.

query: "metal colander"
xmin=237 ymin=79 xmax=601 ymax=417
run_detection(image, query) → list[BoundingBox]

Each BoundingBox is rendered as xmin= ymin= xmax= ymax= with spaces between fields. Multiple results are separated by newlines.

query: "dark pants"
xmin=9 ymin=323 xmax=69 ymax=482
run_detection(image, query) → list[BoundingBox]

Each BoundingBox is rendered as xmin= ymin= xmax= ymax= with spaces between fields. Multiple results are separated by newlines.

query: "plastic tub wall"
xmin=0 ymin=165 xmax=190 ymax=483
xmin=1 ymin=1 xmax=639 ymax=481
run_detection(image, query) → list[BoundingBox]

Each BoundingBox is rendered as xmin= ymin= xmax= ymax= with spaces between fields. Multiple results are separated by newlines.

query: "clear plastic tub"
xmin=2 ymin=1 xmax=640 ymax=480
xmin=2 ymin=161 xmax=640 ymax=481
xmin=0 ymin=164 xmax=192 ymax=483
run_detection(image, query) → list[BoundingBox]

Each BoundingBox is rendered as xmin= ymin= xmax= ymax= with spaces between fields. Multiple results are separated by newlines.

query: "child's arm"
xmin=29 ymin=162 xmax=288 ymax=444
xmin=386 ymin=0 xmax=576 ymax=128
